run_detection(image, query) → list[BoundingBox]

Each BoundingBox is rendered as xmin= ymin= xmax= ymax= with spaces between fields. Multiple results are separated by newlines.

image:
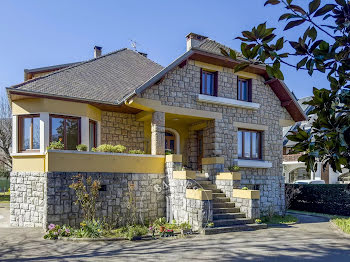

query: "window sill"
xmin=197 ymin=94 xmax=260 ymax=110
xmin=234 ymin=159 xmax=272 ymax=169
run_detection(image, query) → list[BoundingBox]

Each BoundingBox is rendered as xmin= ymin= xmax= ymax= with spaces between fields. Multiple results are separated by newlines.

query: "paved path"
xmin=0 ymin=206 xmax=349 ymax=261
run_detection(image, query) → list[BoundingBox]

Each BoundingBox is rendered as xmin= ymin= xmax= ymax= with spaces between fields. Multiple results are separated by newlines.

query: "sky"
xmin=0 ymin=0 xmax=333 ymax=101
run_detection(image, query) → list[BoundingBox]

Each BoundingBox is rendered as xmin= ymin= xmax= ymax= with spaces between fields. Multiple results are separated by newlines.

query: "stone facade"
xmin=232 ymin=197 xmax=260 ymax=219
xmin=151 ymin=111 xmax=165 ymax=155
xmin=165 ymin=161 xmax=212 ymax=230
xmin=101 ymin=111 xmax=144 ymax=152
xmin=10 ymin=171 xmax=165 ymax=228
xmin=10 ymin=172 xmax=47 ymax=227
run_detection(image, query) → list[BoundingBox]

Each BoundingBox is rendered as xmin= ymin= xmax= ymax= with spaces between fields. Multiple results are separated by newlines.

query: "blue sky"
xmin=0 ymin=0 xmax=332 ymax=100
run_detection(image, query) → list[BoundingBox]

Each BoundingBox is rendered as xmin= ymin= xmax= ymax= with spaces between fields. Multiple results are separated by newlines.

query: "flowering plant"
xmin=47 ymin=139 xmax=64 ymax=150
xmin=44 ymin=224 xmax=71 ymax=240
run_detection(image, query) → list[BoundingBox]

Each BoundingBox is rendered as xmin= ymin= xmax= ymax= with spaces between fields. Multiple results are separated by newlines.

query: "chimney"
xmin=186 ymin=33 xmax=208 ymax=51
xmin=94 ymin=46 xmax=102 ymax=58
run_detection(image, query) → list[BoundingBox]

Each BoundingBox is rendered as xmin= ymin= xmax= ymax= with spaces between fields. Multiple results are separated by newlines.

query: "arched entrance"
xmin=289 ymin=167 xmax=311 ymax=183
xmin=165 ymin=128 xmax=180 ymax=154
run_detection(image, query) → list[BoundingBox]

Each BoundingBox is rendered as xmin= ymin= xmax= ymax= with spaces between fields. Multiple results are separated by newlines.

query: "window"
xmin=237 ymin=78 xmax=252 ymax=102
xmin=18 ymin=115 xmax=40 ymax=152
xmin=238 ymin=129 xmax=262 ymax=159
xmin=201 ymin=70 xmax=217 ymax=96
xmin=89 ymin=120 xmax=97 ymax=150
xmin=50 ymin=115 xmax=81 ymax=150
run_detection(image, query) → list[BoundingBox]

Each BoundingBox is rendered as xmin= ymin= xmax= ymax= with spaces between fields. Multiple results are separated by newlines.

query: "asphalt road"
xmin=0 ymin=204 xmax=349 ymax=262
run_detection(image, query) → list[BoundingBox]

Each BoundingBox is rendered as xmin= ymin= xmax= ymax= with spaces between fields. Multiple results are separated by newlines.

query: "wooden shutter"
xmin=214 ymin=72 xmax=218 ymax=96
xmin=248 ymin=79 xmax=252 ymax=102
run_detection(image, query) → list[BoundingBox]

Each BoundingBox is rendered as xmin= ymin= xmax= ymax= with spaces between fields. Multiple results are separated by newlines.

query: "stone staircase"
xmin=195 ymin=173 xmax=267 ymax=235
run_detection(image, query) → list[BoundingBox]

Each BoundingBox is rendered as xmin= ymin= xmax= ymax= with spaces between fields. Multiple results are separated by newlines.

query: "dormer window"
xmin=201 ymin=69 xmax=217 ymax=96
xmin=237 ymin=78 xmax=252 ymax=102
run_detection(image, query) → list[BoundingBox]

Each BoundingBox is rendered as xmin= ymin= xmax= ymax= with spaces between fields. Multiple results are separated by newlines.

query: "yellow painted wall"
xmin=12 ymin=155 xmax=46 ymax=172
xmin=12 ymin=152 xmax=165 ymax=174
xmin=46 ymin=151 xmax=165 ymax=173
xmin=12 ymin=98 xmax=101 ymax=121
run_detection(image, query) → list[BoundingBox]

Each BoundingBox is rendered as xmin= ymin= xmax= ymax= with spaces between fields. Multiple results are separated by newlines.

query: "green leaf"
xmin=229 ymin=49 xmax=237 ymax=60
xmin=309 ymin=0 xmax=321 ymax=14
xmin=264 ymin=0 xmax=280 ymax=6
xmin=288 ymin=4 xmax=306 ymax=15
xmin=314 ymin=4 xmax=336 ymax=17
xmin=265 ymin=65 xmax=274 ymax=78
xmin=284 ymin=19 xmax=305 ymax=31
xmin=297 ymin=57 xmax=308 ymax=69
xmin=335 ymin=0 xmax=346 ymax=7
xmin=275 ymin=37 xmax=284 ymax=50
xmin=308 ymin=27 xmax=317 ymax=41
xmin=233 ymin=62 xmax=250 ymax=73
xmin=279 ymin=13 xmax=293 ymax=21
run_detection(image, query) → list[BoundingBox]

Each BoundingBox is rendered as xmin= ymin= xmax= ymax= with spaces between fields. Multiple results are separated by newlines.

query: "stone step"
xmin=212 ymin=197 xmax=230 ymax=203
xmin=213 ymin=202 xmax=236 ymax=208
xmin=195 ymin=176 xmax=210 ymax=181
xmin=213 ymin=212 xmax=246 ymax=220
xmin=202 ymin=223 xmax=268 ymax=235
xmin=213 ymin=207 xmax=240 ymax=214
xmin=201 ymin=184 xmax=218 ymax=190
xmin=212 ymin=218 xmax=254 ymax=227
xmin=211 ymin=189 xmax=223 ymax=193
xmin=212 ymin=193 xmax=226 ymax=198
xmin=196 ymin=180 xmax=212 ymax=185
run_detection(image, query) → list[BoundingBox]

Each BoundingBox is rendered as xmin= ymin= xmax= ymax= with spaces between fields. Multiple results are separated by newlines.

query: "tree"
xmin=0 ymin=96 xmax=12 ymax=171
xmin=221 ymin=0 xmax=350 ymax=173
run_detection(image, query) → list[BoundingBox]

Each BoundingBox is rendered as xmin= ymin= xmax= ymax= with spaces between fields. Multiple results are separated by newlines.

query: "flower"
xmin=149 ymin=226 xmax=153 ymax=231
xmin=65 ymin=228 xmax=70 ymax=234
xmin=59 ymin=138 xmax=62 ymax=142
xmin=48 ymin=224 xmax=55 ymax=230
xmin=80 ymin=222 xmax=87 ymax=227
xmin=54 ymin=232 xmax=58 ymax=235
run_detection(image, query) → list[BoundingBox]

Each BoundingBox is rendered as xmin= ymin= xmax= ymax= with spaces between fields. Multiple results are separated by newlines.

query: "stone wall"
xmin=10 ymin=172 xmax=47 ymax=227
xmin=232 ymin=197 xmax=260 ymax=219
xmin=10 ymin=171 xmax=165 ymax=228
xmin=101 ymin=111 xmax=144 ymax=152
xmin=165 ymin=161 xmax=213 ymax=230
xmin=240 ymin=173 xmax=285 ymax=215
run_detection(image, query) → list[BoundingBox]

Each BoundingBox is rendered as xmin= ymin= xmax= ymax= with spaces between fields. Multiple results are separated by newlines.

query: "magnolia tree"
xmin=0 ymin=96 xmax=12 ymax=172
xmin=221 ymin=0 xmax=350 ymax=173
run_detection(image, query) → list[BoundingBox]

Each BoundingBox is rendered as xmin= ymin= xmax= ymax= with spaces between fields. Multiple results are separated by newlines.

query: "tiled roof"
xmin=197 ymin=38 xmax=245 ymax=59
xmin=10 ymin=49 xmax=163 ymax=104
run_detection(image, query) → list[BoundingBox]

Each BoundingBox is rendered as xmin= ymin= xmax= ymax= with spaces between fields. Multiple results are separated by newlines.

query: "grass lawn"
xmin=262 ymin=214 xmax=298 ymax=225
xmin=0 ymin=191 xmax=10 ymax=203
xmin=331 ymin=218 xmax=350 ymax=235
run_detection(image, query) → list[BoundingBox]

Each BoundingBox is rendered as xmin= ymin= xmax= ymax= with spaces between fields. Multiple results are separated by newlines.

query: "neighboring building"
xmin=283 ymin=97 xmax=349 ymax=184
xmin=7 ymin=33 xmax=306 ymax=230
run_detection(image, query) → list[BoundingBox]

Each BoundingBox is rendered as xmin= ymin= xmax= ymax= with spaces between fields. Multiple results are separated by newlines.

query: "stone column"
xmin=151 ymin=111 xmax=165 ymax=155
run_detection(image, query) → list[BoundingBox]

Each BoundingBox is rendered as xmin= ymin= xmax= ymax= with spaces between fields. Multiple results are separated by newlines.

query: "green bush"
xmin=128 ymin=149 xmax=145 ymax=154
xmin=332 ymin=218 xmax=350 ymax=235
xmin=124 ymin=225 xmax=148 ymax=240
xmin=93 ymin=144 xmax=126 ymax=153
xmin=286 ymin=184 xmax=350 ymax=216
xmin=228 ymin=165 xmax=240 ymax=172
xmin=73 ymin=220 xmax=104 ymax=238
xmin=76 ymin=144 xmax=88 ymax=151
xmin=47 ymin=140 xmax=64 ymax=150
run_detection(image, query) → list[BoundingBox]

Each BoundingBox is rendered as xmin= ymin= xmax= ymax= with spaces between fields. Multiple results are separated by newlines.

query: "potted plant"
xmin=228 ymin=165 xmax=240 ymax=172
xmin=76 ymin=144 xmax=88 ymax=151
xmin=207 ymin=222 xmax=214 ymax=228
xmin=241 ymin=186 xmax=249 ymax=190
xmin=47 ymin=138 xmax=64 ymax=150
xmin=255 ymin=219 xmax=262 ymax=224
xmin=180 ymin=222 xmax=192 ymax=235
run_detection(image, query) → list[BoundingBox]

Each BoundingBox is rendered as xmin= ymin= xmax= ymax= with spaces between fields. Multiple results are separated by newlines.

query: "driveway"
xmin=0 ymin=205 xmax=349 ymax=262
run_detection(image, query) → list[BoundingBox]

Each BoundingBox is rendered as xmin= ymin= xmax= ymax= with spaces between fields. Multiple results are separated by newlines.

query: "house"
xmin=7 ymin=33 xmax=306 ymax=231
xmin=283 ymin=97 xmax=349 ymax=184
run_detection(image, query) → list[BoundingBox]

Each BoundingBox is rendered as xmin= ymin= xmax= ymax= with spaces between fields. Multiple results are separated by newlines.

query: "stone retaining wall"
xmin=10 ymin=171 xmax=165 ymax=228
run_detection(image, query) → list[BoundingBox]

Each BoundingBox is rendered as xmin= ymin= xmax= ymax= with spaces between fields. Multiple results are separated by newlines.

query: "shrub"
xmin=74 ymin=220 xmax=104 ymax=238
xmin=93 ymin=144 xmax=126 ymax=153
xmin=44 ymin=224 xmax=71 ymax=240
xmin=286 ymin=184 xmax=350 ymax=216
xmin=179 ymin=222 xmax=191 ymax=230
xmin=241 ymin=187 xmax=248 ymax=190
xmin=128 ymin=149 xmax=145 ymax=154
xmin=47 ymin=140 xmax=64 ymax=150
xmin=76 ymin=144 xmax=88 ymax=151
xmin=124 ymin=225 xmax=148 ymax=240
xmin=228 ymin=165 xmax=240 ymax=172
xmin=69 ymin=174 xmax=101 ymax=221
xmin=332 ymin=218 xmax=350 ymax=235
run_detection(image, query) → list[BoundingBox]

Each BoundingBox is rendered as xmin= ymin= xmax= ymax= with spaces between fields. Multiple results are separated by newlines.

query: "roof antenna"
xmin=130 ymin=39 xmax=139 ymax=51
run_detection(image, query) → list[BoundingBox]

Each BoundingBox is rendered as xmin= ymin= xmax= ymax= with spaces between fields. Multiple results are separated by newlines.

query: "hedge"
xmin=286 ymin=184 xmax=350 ymax=216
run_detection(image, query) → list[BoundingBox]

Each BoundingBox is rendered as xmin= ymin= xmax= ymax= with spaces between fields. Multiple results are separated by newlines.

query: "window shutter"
xmin=248 ymin=79 xmax=252 ymax=102
xmin=200 ymin=68 xmax=203 ymax=94
xmin=214 ymin=72 xmax=218 ymax=96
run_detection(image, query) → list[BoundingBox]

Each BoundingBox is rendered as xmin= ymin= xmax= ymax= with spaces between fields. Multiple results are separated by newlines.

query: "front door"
xmin=165 ymin=131 xmax=176 ymax=154
xmin=197 ymin=130 xmax=204 ymax=170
